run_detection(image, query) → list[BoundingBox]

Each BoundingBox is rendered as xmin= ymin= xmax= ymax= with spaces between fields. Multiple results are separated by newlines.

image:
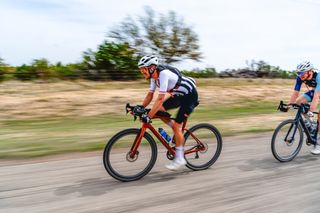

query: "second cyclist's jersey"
xmin=294 ymin=71 xmax=320 ymax=92
xmin=150 ymin=69 xmax=196 ymax=96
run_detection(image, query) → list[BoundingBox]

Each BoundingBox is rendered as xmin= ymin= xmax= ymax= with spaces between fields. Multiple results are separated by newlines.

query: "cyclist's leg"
xmin=296 ymin=91 xmax=312 ymax=120
xmin=160 ymin=95 xmax=182 ymax=127
xmin=165 ymin=91 xmax=199 ymax=170
xmin=297 ymin=90 xmax=314 ymax=104
xmin=171 ymin=91 xmax=199 ymax=156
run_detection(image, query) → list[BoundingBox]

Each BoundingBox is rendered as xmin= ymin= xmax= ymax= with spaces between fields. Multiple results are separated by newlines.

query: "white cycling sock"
xmin=175 ymin=146 xmax=184 ymax=160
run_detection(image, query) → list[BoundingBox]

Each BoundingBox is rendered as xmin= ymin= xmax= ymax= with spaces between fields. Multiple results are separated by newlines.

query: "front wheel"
xmin=183 ymin=123 xmax=223 ymax=170
xmin=271 ymin=119 xmax=303 ymax=162
xmin=103 ymin=128 xmax=157 ymax=182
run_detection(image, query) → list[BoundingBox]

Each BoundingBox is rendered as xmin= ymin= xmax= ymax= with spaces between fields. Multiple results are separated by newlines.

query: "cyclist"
xmin=138 ymin=55 xmax=199 ymax=170
xmin=288 ymin=61 xmax=320 ymax=154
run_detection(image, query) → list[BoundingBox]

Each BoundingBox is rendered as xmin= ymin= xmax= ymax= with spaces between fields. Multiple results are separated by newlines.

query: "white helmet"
xmin=296 ymin=61 xmax=313 ymax=73
xmin=138 ymin=55 xmax=159 ymax=68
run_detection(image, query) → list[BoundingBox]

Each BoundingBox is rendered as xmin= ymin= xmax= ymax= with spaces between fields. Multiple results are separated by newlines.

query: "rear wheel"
xmin=103 ymin=128 xmax=157 ymax=182
xmin=183 ymin=123 xmax=222 ymax=170
xmin=271 ymin=119 xmax=303 ymax=162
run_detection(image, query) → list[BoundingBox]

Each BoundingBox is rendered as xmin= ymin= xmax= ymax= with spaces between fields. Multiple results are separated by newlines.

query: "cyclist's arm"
xmin=289 ymin=91 xmax=299 ymax=104
xmin=310 ymin=92 xmax=320 ymax=112
xmin=148 ymin=93 xmax=166 ymax=118
xmin=142 ymin=79 xmax=157 ymax=107
xmin=310 ymin=74 xmax=320 ymax=112
xmin=289 ymin=77 xmax=302 ymax=104
xmin=148 ymin=72 xmax=168 ymax=118
xmin=142 ymin=91 xmax=154 ymax=107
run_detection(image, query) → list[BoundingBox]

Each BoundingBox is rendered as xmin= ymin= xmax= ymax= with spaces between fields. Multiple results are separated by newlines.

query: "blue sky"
xmin=1 ymin=0 xmax=320 ymax=71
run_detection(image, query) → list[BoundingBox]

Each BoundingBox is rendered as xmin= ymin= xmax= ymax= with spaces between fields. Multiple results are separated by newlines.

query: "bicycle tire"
xmin=103 ymin=128 xmax=157 ymax=182
xmin=271 ymin=119 xmax=303 ymax=162
xmin=183 ymin=123 xmax=222 ymax=170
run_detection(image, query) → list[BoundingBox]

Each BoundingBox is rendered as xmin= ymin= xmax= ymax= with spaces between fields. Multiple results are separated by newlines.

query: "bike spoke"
xmin=184 ymin=124 xmax=222 ymax=170
xmin=103 ymin=129 xmax=157 ymax=182
xmin=271 ymin=119 xmax=303 ymax=162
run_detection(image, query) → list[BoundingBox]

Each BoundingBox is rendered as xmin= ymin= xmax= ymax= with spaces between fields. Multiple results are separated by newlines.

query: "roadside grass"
xmin=0 ymin=99 xmax=283 ymax=159
xmin=0 ymin=78 xmax=298 ymax=159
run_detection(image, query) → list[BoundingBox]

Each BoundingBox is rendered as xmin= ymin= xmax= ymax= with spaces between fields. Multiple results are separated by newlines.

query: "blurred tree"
xmin=51 ymin=62 xmax=81 ymax=80
xmin=109 ymin=6 xmax=202 ymax=63
xmin=0 ymin=57 xmax=8 ymax=81
xmin=31 ymin=58 xmax=50 ymax=80
xmin=182 ymin=67 xmax=217 ymax=78
xmin=243 ymin=59 xmax=291 ymax=78
xmin=81 ymin=41 xmax=140 ymax=80
xmin=15 ymin=64 xmax=36 ymax=80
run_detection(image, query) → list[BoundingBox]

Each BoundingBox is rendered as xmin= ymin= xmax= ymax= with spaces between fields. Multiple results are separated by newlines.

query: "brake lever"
xmin=277 ymin=100 xmax=283 ymax=111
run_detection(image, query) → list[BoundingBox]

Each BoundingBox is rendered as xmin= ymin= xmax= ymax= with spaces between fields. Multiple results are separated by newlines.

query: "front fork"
xmin=129 ymin=126 xmax=148 ymax=159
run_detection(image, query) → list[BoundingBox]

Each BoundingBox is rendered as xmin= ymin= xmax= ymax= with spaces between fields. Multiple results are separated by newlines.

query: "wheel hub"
xmin=126 ymin=151 xmax=139 ymax=162
xmin=199 ymin=143 xmax=208 ymax=153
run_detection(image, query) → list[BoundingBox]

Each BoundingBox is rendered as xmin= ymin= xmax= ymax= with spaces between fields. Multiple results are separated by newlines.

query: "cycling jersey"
xmin=149 ymin=69 xmax=197 ymax=96
xmin=149 ymin=65 xmax=198 ymax=123
xmin=294 ymin=71 xmax=320 ymax=92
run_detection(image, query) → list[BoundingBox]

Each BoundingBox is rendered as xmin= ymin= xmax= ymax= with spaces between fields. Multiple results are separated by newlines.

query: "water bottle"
xmin=305 ymin=117 xmax=317 ymax=138
xmin=158 ymin=128 xmax=172 ymax=143
xmin=310 ymin=121 xmax=317 ymax=137
xmin=305 ymin=119 xmax=312 ymax=130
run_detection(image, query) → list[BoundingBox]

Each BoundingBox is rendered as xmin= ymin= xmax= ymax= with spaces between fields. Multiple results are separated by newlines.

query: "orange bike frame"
xmin=129 ymin=116 xmax=205 ymax=159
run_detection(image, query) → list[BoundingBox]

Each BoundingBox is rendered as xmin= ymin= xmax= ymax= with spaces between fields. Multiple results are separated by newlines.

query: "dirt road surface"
xmin=1 ymin=133 xmax=320 ymax=213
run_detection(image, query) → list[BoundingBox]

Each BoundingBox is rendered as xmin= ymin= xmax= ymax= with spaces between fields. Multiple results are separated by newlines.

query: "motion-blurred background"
xmin=0 ymin=0 xmax=319 ymax=159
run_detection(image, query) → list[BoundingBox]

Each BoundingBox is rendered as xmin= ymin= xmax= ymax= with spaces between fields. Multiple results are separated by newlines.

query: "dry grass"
xmin=0 ymin=78 xmax=295 ymax=120
xmin=0 ymin=78 xmax=306 ymax=158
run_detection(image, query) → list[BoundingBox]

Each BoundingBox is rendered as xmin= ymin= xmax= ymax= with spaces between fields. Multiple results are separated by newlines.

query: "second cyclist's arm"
xmin=289 ymin=91 xmax=299 ymax=104
xmin=289 ymin=77 xmax=302 ymax=104
xmin=310 ymin=74 xmax=320 ymax=112
xmin=310 ymin=92 xmax=320 ymax=112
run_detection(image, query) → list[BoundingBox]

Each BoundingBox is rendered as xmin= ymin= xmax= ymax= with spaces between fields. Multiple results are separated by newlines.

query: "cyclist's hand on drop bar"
xmin=141 ymin=114 xmax=152 ymax=123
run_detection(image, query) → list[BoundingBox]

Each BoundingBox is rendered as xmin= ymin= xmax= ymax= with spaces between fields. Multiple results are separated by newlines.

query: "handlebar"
xmin=125 ymin=103 xmax=171 ymax=121
xmin=278 ymin=101 xmax=319 ymax=114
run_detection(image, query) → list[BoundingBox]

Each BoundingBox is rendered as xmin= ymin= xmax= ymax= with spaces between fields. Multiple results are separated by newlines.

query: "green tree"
xmin=15 ymin=64 xmax=36 ymax=80
xmin=109 ymin=6 xmax=202 ymax=63
xmin=81 ymin=41 xmax=140 ymax=80
xmin=51 ymin=62 xmax=81 ymax=80
xmin=0 ymin=57 xmax=8 ymax=81
xmin=31 ymin=58 xmax=50 ymax=80
xmin=245 ymin=59 xmax=290 ymax=78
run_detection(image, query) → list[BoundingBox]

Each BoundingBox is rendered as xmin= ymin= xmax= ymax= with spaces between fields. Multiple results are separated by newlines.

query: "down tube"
xmin=284 ymin=114 xmax=300 ymax=142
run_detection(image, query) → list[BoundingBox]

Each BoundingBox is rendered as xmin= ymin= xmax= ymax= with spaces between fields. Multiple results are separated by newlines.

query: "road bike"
xmin=271 ymin=101 xmax=319 ymax=162
xmin=103 ymin=103 xmax=223 ymax=182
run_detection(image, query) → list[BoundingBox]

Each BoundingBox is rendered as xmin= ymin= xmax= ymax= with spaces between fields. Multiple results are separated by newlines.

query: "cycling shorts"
xmin=163 ymin=89 xmax=199 ymax=123
xmin=303 ymin=90 xmax=314 ymax=102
